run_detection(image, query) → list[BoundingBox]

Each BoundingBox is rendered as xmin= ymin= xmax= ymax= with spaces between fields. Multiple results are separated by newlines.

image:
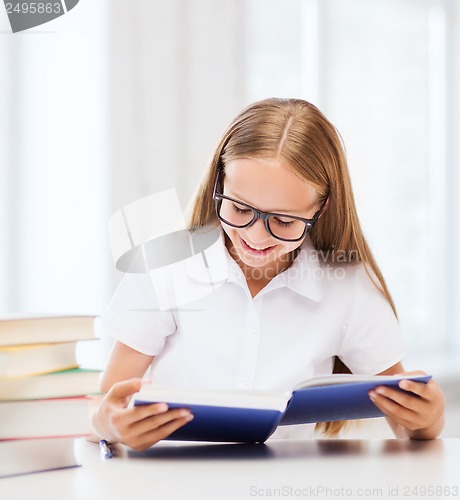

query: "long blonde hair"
xmin=189 ymin=98 xmax=397 ymax=436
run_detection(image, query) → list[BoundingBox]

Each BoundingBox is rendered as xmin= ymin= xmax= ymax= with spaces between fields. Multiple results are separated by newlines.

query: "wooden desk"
xmin=1 ymin=438 xmax=458 ymax=500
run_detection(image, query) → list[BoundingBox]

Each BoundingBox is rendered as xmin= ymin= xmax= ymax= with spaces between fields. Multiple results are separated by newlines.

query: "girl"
xmin=91 ymin=98 xmax=445 ymax=450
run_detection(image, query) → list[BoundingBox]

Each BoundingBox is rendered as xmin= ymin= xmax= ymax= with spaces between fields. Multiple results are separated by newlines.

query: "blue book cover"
xmin=280 ymin=375 xmax=431 ymax=425
xmin=151 ymin=403 xmax=282 ymax=443
xmin=133 ymin=374 xmax=431 ymax=443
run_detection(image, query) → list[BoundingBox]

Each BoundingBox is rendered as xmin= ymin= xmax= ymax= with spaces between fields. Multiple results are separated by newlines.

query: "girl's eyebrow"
xmin=225 ymin=188 xmax=316 ymax=215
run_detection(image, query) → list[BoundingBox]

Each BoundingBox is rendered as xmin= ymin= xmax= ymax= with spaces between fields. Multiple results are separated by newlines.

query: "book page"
xmin=293 ymin=373 xmax=429 ymax=390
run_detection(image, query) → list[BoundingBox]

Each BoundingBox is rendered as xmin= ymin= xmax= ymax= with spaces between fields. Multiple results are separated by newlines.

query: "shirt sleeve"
xmin=96 ymin=272 xmax=176 ymax=356
xmin=337 ymin=264 xmax=406 ymax=375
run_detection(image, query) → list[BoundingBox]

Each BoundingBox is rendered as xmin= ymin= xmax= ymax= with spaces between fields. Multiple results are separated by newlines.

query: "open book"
xmin=133 ymin=373 xmax=431 ymax=443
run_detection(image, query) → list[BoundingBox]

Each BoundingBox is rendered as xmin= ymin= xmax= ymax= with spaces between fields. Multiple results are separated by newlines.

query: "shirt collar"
xmin=277 ymin=236 xmax=323 ymax=302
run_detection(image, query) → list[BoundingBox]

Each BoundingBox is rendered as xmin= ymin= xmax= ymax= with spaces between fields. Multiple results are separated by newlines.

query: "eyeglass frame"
xmin=212 ymin=169 xmax=328 ymax=242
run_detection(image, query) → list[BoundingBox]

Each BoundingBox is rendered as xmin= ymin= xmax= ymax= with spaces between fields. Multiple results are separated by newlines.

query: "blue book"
xmin=133 ymin=374 xmax=431 ymax=443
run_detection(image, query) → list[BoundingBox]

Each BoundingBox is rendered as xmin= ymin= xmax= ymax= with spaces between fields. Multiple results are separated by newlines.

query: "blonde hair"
xmin=189 ymin=98 xmax=397 ymax=437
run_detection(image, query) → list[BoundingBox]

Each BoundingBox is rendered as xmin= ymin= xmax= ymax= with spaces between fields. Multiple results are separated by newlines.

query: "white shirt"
xmin=99 ymin=235 xmax=405 ymax=394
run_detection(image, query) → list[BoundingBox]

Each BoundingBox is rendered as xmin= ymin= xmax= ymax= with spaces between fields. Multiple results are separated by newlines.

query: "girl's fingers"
xmin=371 ymin=385 xmax=425 ymax=411
xmin=125 ymin=414 xmax=194 ymax=451
xmin=106 ymin=378 xmax=145 ymax=404
xmin=138 ymin=412 xmax=193 ymax=441
xmin=398 ymin=379 xmax=430 ymax=398
xmin=129 ymin=407 xmax=193 ymax=436
xmin=369 ymin=390 xmax=416 ymax=418
xmin=112 ymin=402 xmax=170 ymax=428
xmin=372 ymin=378 xmax=440 ymax=411
xmin=369 ymin=394 xmax=425 ymax=430
xmin=111 ymin=405 xmax=193 ymax=443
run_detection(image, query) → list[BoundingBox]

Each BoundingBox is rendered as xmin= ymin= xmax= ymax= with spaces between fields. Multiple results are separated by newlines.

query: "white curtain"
xmin=1 ymin=0 xmax=459 ymax=361
xmin=0 ymin=1 xmax=110 ymax=314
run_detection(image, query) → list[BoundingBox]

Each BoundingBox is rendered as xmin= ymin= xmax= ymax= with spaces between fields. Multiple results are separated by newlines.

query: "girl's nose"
xmin=245 ymin=218 xmax=271 ymax=242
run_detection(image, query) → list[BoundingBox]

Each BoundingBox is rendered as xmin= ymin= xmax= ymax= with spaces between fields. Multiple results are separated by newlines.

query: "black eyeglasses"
xmin=212 ymin=171 xmax=327 ymax=242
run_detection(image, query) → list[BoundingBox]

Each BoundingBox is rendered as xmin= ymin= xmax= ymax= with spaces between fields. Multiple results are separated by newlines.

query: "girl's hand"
xmin=91 ymin=378 xmax=194 ymax=451
xmin=369 ymin=370 xmax=445 ymax=439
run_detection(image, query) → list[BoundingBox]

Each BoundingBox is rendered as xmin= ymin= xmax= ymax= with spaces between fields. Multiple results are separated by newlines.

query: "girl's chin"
xmin=239 ymin=256 xmax=271 ymax=268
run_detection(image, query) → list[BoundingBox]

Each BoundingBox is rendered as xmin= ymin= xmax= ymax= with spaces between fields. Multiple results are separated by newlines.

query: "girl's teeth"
xmin=245 ymin=241 xmax=270 ymax=251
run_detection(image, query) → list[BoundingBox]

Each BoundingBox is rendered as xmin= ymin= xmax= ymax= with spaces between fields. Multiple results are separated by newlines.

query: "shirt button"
xmin=242 ymin=376 xmax=250 ymax=386
xmin=248 ymin=325 xmax=258 ymax=335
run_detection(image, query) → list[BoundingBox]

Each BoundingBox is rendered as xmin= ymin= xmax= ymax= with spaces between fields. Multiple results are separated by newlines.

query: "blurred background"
xmin=1 ymin=0 xmax=459 ymax=435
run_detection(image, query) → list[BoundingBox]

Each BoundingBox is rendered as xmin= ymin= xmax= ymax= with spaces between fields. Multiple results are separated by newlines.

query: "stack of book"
xmin=0 ymin=315 xmax=101 ymax=441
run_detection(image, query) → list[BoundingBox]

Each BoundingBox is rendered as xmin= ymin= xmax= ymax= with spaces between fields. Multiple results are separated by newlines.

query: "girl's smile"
xmin=240 ymin=236 xmax=277 ymax=255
